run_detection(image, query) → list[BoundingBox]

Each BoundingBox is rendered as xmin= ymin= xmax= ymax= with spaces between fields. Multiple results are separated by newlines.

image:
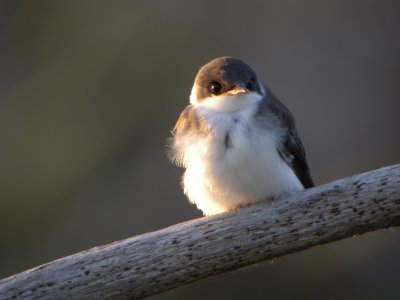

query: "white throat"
xmin=190 ymin=85 xmax=262 ymax=113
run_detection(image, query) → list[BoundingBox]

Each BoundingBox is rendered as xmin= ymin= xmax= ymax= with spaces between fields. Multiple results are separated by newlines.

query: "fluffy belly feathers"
xmin=181 ymin=113 xmax=303 ymax=216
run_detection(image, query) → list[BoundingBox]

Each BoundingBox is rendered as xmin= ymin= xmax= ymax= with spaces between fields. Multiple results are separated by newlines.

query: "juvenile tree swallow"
xmin=168 ymin=56 xmax=313 ymax=216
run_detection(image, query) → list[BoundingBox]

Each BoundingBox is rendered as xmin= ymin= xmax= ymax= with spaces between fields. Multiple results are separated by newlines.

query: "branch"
xmin=1 ymin=165 xmax=400 ymax=300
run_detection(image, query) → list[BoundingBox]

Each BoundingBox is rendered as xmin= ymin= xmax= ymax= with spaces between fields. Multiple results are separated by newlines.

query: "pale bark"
xmin=1 ymin=164 xmax=400 ymax=300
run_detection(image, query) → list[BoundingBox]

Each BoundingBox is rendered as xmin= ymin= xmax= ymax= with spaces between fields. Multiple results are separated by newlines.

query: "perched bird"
xmin=168 ymin=57 xmax=313 ymax=216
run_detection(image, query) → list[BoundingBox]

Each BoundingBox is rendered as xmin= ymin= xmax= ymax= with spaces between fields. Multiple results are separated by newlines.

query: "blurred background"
xmin=1 ymin=1 xmax=399 ymax=299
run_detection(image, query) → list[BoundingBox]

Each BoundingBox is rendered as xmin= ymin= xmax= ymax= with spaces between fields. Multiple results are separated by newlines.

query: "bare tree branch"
xmin=1 ymin=164 xmax=400 ymax=300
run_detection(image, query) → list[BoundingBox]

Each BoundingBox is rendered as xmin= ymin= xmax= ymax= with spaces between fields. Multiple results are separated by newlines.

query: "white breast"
xmin=179 ymin=93 xmax=303 ymax=215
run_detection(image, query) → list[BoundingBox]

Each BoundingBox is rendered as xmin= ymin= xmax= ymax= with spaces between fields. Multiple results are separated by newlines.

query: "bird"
xmin=168 ymin=56 xmax=313 ymax=216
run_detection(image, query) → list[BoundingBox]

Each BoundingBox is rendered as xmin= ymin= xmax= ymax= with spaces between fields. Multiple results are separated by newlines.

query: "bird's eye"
xmin=246 ymin=79 xmax=255 ymax=91
xmin=209 ymin=81 xmax=222 ymax=95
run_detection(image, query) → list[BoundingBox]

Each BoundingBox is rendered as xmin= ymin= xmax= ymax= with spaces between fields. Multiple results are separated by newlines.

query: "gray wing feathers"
xmin=258 ymin=84 xmax=314 ymax=188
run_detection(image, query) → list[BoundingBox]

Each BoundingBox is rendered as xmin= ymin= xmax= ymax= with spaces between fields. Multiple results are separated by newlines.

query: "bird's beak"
xmin=225 ymin=87 xmax=248 ymax=96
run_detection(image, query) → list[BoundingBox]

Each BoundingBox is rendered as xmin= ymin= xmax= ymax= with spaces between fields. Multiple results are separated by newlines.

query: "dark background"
xmin=1 ymin=1 xmax=400 ymax=299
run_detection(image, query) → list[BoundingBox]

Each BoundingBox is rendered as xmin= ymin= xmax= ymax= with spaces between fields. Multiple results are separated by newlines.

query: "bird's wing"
xmin=280 ymin=128 xmax=314 ymax=188
xmin=171 ymin=105 xmax=208 ymax=137
xmin=259 ymin=85 xmax=314 ymax=188
xmin=167 ymin=105 xmax=208 ymax=167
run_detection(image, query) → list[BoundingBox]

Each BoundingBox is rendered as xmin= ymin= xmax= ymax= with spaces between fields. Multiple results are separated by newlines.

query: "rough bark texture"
xmin=1 ymin=164 xmax=400 ymax=300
